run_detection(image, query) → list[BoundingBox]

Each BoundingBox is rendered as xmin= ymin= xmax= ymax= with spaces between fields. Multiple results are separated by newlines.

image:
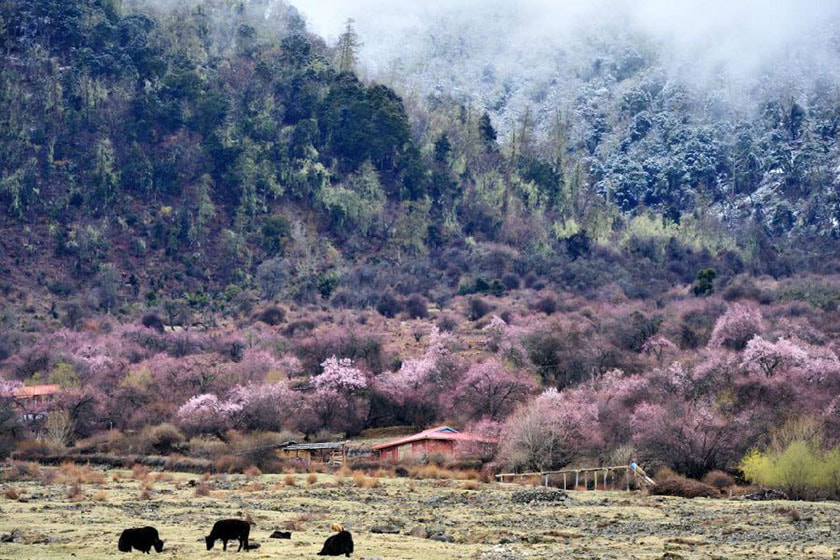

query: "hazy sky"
xmin=293 ymin=0 xmax=840 ymax=82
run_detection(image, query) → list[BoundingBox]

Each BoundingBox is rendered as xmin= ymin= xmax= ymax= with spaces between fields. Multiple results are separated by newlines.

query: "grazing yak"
xmin=118 ymin=527 xmax=164 ymax=554
xmin=205 ymin=519 xmax=252 ymax=552
xmin=269 ymin=531 xmax=292 ymax=539
xmin=318 ymin=524 xmax=354 ymax=557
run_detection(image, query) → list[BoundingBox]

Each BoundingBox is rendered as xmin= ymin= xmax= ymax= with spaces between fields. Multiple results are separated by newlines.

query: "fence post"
xmin=563 ymin=472 xmax=567 ymax=491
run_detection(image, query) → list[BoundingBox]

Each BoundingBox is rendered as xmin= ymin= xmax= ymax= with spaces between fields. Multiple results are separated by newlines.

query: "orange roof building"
xmin=13 ymin=384 xmax=62 ymax=399
xmin=373 ymin=426 xmax=496 ymax=461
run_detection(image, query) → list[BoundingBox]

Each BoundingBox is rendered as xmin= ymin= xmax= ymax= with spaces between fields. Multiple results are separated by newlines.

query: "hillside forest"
xmin=2 ymin=0 xmax=840 ymax=498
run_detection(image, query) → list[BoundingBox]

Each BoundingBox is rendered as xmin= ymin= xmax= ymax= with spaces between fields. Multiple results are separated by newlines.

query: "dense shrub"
xmin=501 ymin=273 xmax=521 ymax=290
xmin=692 ymin=268 xmax=717 ymax=296
xmin=295 ymin=328 xmax=385 ymax=374
xmin=741 ymin=439 xmax=840 ymax=500
xmin=141 ymin=314 xmax=165 ymax=334
xmin=283 ymin=320 xmax=317 ymax=337
xmin=404 ymin=295 xmax=428 ymax=319
xmin=534 ymin=295 xmax=557 ymax=315
xmin=709 ymin=304 xmax=763 ymax=350
xmin=436 ymin=314 xmax=459 ymax=332
xmin=256 ymin=306 xmax=286 ymax=326
xmin=467 ymin=297 xmax=492 ymax=321
xmin=376 ymin=293 xmax=403 ymax=318
xmin=722 ymin=276 xmax=764 ymax=302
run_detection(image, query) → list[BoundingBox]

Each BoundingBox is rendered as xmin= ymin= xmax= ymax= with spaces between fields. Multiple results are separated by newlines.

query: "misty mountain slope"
xmin=332 ymin=0 xmax=840 ymax=236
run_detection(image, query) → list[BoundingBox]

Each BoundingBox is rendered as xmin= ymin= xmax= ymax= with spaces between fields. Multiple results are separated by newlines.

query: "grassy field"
xmin=1 ymin=466 xmax=840 ymax=559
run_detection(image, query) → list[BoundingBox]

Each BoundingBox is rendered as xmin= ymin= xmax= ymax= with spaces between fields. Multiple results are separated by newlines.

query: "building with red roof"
xmin=13 ymin=384 xmax=61 ymax=401
xmin=373 ymin=426 xmax=496 ymax=461
xmin=12 ymin=384 xmax=61 ymax=421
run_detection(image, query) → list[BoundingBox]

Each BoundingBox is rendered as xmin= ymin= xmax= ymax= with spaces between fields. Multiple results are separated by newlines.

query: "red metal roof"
xmin=13 ymin=384 xmax=61 ymax=398
xmin=372 ymin=426 xmax=497 ymax=450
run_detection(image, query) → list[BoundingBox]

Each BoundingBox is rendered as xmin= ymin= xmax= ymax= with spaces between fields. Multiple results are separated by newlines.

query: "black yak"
xmin=118 ymin=527 xmax=164 ymax=554
xmin=205 ymin=519 xmax=251 ymax=552
xmin=318 ymin=524 xmax=353 ymax=557
xmin=269 ymin=531 xmax=292 ymax=539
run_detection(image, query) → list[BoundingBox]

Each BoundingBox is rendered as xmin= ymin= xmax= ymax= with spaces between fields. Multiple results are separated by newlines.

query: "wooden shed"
xmin=373 ymin=426 xmax=495 ymax=461
xmin=278 ymin=441 xmax=348 ymax=465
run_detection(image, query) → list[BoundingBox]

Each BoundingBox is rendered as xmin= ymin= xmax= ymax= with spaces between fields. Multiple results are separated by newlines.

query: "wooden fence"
xmin=495 ymin=465 xmax=655 ymax=490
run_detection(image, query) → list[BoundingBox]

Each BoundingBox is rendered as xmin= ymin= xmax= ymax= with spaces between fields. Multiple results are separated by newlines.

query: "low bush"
xmin=701 ymin=470 xmax=736 ymax=490
xmin=649 ymin=476 xmax=720 ymax=499
xmin=73 ymin=430 xmax=130 ymax=455
xmin=139 ymin=424 xmax=185 ymax=455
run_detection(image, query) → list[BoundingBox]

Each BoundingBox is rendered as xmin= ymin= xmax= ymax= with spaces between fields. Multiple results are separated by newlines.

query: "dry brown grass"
xmin=131 ymin=464 xmax=150 ymax=481
xmin=282 ymin=512 xmax=326 ymax=531
xmin=774 ymin=506 xmax=811 ymax=522
xmin=139 ymin=489 xmax=153 ymax=500
xmin=408 ymin=465 xmax=482 ymax=481
xmin=54 ymin=462 xmax=106 ymax=485
xmin=352 ymin=471 xmax=380 ymax=488
xmin=152 ymin=473 xmax=174 ymax=483
xmin=3 ymin=487 xmax=20 ymax=500
xmin=244 ymin=465 xmax=262 ymax=478
xmin=284 ymin=474 xmax=297 ymax=486
xmin=214 ymin=455 xmax=239 ymax=473
xmin=67 ymin=484 xmax=84 ymax=501
xmin=372 ymin=467 xmax=395 ymax=479
xmin=307 ymin=473 xmax=318 ymax=485
xmin=1 ymin=461 xmax=41 ymax=482
xmin=461 ymin=480 xmax=480 ymax=490
xmin=655 ymin=467 xmax=679 ymax=480
xmin=242 ymin=481 xmax=264 ymax=492
xmin=92 ymin=490 xmax=108 ymax=502
xmin=194 ymin=482 xmax=213 ymax=497
xmin=514 ymin=474 xmax=541 ymax=487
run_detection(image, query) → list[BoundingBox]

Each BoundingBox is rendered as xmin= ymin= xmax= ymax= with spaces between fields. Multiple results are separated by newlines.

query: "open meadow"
xmin=1 ymin=465 xmax=839 ymax=560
